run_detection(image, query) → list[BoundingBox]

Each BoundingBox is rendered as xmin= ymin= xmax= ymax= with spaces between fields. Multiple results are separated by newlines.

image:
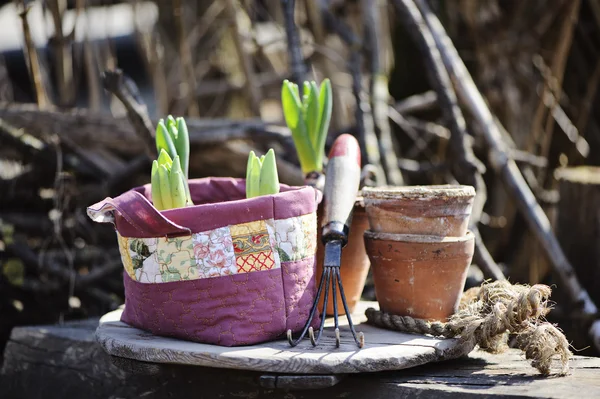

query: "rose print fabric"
xmin=116 ymin=213 xmax=317 ymax=284
xmin=193 ymin=227 xmax=237 ymax=278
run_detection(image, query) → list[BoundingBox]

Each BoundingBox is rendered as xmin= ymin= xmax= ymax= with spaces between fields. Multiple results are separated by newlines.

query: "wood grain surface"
xmin=96 ymin=301 xmax=474 ymax=374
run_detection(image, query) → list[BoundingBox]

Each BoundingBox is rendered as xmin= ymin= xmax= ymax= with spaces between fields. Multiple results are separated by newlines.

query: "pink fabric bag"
xmin=88 ymin=177 xmax=322 ymax=346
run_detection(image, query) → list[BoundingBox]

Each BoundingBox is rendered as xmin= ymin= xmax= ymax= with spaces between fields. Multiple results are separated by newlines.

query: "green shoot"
xmin=281 ymin=78 xmax=332 ymax=175
xmin=245 ymin=149 xmax=280 ymax=199
xmin=151 ymin=116 xmax=193 ymax=210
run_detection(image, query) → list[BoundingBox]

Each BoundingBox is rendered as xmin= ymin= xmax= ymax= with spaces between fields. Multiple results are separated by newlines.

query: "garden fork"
xmin=287 ymin=134 xmax=365 ymax=349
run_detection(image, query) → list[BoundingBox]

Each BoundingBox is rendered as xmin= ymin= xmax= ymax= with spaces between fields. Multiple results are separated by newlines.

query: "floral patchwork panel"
xmin=116 ymin=212 xmax=317 ymax=283
xmin=192 ymin=227 xmax=238 ymax=279
xmin=117 ymin=235 xmax=135 ymax=279
xmin=271 ymin=213 xmax=317 ymax=262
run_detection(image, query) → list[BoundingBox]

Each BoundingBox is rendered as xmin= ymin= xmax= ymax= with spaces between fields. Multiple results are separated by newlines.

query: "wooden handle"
xmin=322 ymin=134 xmax=361 ymax=241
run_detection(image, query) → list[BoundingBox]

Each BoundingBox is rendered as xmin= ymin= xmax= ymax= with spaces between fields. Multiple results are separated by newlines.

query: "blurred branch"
xmin=101 ymin=69 xmax=156 ymax=160
xmin=349 ymin=52 xmax=368 ymax=165
xmin=522 ymin=167 xmax=560 ymax=205
xmin=349 ymin=50 xmax=386 ymax=184
xmin=544 ymin=89 xmax=590 ymax=158
xmin=281 ymin=0 xmax=307 ymax=84
xmin=403 ymin=115 xmax=450 ymax=140
xmin=18 ymin=1 xmax=49 ymax=109
xmin=397 ymin=158 xmax=447 ymax=174
xmin=226 ymin=0 xmax=262 ymax=116
xmin=173 ymin=0 xmax=199 ymax=116
xmin=388 ymin=106 xmax=443 ymax=159
xmin=82 ymin=35 xmax=102 ymax=111
xmin=0 ymin=56 xmax=13 ymax=101
xmin=394 ymin=90 xmax=438 ymax=114
xmin=0 ymin=103 xmax=141 ymax=155
xmin=47 ymin=0 xmax=74 ymax=107
xmin=75 ymin=260 xmax=123 ymax=287
xmin=530 ymin=56 xmax=590 ymax=159
xmin=508 ymin=149 xmax=548 ymax=168
xmin=187 ymin=1 xmax=225 ymax=51
xmin=133 ymin=0 xmax=168 ymax=115
xmin=362 ymin=0 xmax=403 ymax=185
xmin=535 ymin=0 xmax=581 ymax=183
xmin=0 ymin=103 xmax=294 ymax=156
xmin=321 ymin=6 xmax=360 ymax=46
xmin=576 ymin=59 xmax=600 ymax=135
xmin=305 ymin=0 xmax=346 ymax=131
xmin=7 ymin=242 xmax=72 ymax=284
xmin=90 ymin=155 xmax=149 ymax=201
xmin=0 ymin=117 xmax=47 ymax=160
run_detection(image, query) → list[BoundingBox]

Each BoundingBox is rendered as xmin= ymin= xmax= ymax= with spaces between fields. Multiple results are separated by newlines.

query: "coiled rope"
xmin=365 ymin=280 xmax=571 ymax=375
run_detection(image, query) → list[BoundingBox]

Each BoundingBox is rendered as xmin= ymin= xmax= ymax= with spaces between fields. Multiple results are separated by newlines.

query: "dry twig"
xmin=225 ymin=0 xmax=262 ymax=116
xmin=281 ymin=0 xmax=307 ymax=85
xmin=305 ymin=0 xmax=346 ymax=131
xmin=101 ymin=69 xmax=156 ymax=159
xmin=362 ymin=0 xmax=404 ymax=186
xmin=174 ymin=0 xmax=200 ymax=116
xmin=530 ymin=0 xmax=581 ymax=183
xmin=47 ymin=0 xmax=74 ymax=107
xmin=394 ymin=90 xmax=438 ymax=114
xmin=18 ymin=1 xmax=49 ymax=108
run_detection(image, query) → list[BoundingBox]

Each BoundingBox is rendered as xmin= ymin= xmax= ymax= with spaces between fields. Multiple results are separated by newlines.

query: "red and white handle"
xmin=321 ymin=134 xmax=362 ymax=243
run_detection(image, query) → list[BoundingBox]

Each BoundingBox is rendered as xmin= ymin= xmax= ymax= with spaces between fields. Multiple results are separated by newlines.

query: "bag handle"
xmin=87 ymin=190 xmax=192 ymax=237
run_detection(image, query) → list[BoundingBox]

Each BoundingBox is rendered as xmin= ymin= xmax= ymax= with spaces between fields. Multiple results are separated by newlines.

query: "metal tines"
xmin=286 ymin=240 xmax=365 ymax=349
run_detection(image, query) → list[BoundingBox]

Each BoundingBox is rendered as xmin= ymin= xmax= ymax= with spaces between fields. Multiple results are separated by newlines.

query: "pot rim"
xmin=364 ymin=230 xmax=474 ymax=243
xmin=362 ymin=185 xmax=475 ymax=201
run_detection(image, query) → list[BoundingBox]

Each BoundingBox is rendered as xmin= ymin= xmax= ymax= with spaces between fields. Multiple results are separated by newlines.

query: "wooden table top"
xmin=96 ymin=301 xmax=473 ymax=374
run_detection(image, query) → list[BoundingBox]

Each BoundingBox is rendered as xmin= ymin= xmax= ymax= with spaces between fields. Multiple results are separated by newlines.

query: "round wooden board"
xmin=96 ymin=301 xmax=473 ymax=374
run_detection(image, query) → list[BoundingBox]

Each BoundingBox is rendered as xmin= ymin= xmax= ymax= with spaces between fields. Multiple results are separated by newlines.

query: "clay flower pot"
xmin=362 ymin=185 xmax=475 ymax=236
xmin=315 ymin=198 xmax=371 ymax=316
xmin=364 ymin=230 xmax=475 ymax=321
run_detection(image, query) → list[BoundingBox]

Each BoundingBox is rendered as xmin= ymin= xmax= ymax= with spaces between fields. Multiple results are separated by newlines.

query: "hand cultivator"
xmin=287 ymin=134 xmax=365 ymax=349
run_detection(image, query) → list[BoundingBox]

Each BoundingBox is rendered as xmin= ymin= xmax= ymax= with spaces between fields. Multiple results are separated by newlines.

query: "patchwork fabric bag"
xmin=87 ymin=177 xmax=322 ymax=346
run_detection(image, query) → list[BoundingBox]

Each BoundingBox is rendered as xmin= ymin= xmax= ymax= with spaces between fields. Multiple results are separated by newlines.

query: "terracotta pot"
xmin=362 ymin=185 xmax=475 ymax=236
xmin=364 ymin=230 xmax=475 ymax=321
xmin=315 ymin=199 xmax=371 ymax=316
